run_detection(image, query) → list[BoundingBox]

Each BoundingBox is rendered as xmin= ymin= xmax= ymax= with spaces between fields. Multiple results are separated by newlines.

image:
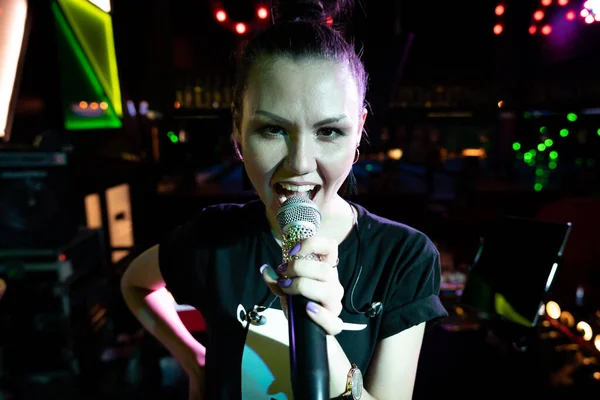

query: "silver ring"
xmin=289 ymin=253 xmax=321 ymax=262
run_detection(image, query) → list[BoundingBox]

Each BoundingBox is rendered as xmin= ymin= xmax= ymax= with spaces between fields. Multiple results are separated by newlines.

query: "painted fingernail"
xmin=307 ymin=301 xmax=320 ymax=314
xmin=277 ymin=278 xmax=293 ymax=288
xmin=277 ymin=262 xmax=288 ymax=273
xmin=259 ymin=264 xmax=269 ymax=274
xmin=260 ymin=264 xmax=279 ymax=280
xmin=289 ymin=243 xmax=301 ymax=256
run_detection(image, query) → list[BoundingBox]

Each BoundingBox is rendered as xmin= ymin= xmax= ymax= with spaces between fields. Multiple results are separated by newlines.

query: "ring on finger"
xmin=289 ymin=253 xmax=321 ymax=262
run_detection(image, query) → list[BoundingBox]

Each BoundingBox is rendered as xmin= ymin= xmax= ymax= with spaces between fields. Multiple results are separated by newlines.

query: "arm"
xmin=327 ymin=323 xmax=426 ymax=400
xmin=120 ymin=245 xmax=206 ymax=383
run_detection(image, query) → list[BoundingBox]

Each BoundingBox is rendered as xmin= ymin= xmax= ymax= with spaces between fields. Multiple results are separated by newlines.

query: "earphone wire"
xmin=348 ymin=202 xmax=364 ymax=315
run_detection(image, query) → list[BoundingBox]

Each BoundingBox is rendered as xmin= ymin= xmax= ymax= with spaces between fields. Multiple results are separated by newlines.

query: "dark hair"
xmin=232 ymin=0 xmax=367 ymax=123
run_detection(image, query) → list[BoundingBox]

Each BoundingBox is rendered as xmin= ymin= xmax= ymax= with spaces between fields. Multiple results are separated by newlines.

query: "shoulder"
xmin=161 ymin=199 xmax=264 ymax=249
xmin=179 ymin=199 xmax=264 ymax=232
xmin=198 ymin=199 xmax=263 ymax=220
xmin=353 ymin=202 xmax=438 ymax=260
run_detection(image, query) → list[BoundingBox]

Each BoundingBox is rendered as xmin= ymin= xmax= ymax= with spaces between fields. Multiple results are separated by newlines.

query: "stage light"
xmin=581 ymin=0 xmax=600 ymax=23
xmin=495 ymin=4 xmax=505 ymax=16
xmin=576 ymin=321 xmax=593 ymax=341
xmin=560 ymin=128 xmax=569 ymax=137
xmin=566 ymin=10 xmax=576 ymax=20
xmin=546 ymin=301 xmax=561 ymax=319
xmin=534 ymin=10 xmax=545 ymax=20
xmin=529 ymin=25 xmax=537 ymax=34
xmin=257 ymin=6 xmax=268 ymax=19
xmin=541 ymin=24 xmax=552 ymax=34
xmin=167 ymin=130 xmax=178 ymax=143
xmin=235 ymin=22 xmax=246 ymax=34
xmin=493 ymin=24 xmax=503 ymax=34
xmin=542 ymin=0 xmax=552 ymax=5
xmin=216 ymin=9 xmax=226 ymax=22
xmin=558 ymin=0 xmax=569 ymax=4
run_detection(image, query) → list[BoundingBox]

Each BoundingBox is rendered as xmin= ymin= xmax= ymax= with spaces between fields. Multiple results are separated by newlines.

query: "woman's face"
xmin=235 ymin=57 xmax=366 ymax=221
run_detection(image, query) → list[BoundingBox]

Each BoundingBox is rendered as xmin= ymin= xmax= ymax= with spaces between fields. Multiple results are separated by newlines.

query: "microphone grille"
xmin=276 ymin=196 xmax=321 ymax=235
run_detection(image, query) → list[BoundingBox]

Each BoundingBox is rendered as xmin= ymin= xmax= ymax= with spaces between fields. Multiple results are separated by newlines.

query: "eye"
xmin=258 ymin=125 xmax=286 ymax=137
xmin=318 ymin=127 xmax=345 ymax=140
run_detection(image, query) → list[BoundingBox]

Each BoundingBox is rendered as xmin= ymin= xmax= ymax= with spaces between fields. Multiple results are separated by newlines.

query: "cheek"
xmin=321 ymin=147 xmax=355 ymax=182
xmin=243 ymin=138 xmax=284 ymax=177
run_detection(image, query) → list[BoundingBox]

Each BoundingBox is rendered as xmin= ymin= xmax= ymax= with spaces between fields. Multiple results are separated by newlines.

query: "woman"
xmin=121 ymin=1 xmax=447 ymax=399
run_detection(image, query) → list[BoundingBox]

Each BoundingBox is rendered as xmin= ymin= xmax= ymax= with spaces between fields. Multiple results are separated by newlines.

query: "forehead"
xmin=243 ymin=57 xmax=360 ymax=119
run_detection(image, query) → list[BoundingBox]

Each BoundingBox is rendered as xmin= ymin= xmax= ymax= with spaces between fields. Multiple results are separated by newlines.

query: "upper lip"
xmin=275 ymin=181 xmax=321 ymax=186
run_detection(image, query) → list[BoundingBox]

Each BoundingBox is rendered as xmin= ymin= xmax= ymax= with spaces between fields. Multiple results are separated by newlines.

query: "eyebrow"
xmin=254 ymin=110 xmax=347 ymax=128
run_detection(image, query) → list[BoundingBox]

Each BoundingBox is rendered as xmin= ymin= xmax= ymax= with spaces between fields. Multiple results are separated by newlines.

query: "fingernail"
xmin=259 ymin=264 xmax=269 ymax=274
xmin=307 ymin=301 xmax=320 ymax=314
xmin=277 ymin=262 xmax=288 ymax=273
xmin=277 ymin=278 xmax=293 ymax=288
xmin=260 ymin=264 xmax=279 ymax=280
xmin=289 ymin=243 xmax=301 ymax=256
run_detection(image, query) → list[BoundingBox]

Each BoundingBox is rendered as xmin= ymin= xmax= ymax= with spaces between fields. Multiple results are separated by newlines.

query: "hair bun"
xmin=274 ymin=0 xmax=354 ymax=24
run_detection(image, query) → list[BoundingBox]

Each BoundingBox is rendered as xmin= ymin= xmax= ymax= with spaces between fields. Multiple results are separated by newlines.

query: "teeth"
xmin=279 ymin=183 xmax=315 ymax=192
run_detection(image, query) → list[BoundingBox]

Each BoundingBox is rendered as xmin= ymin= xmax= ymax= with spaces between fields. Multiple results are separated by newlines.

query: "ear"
xmin=357 ymin=107 xmax=368 ymax=143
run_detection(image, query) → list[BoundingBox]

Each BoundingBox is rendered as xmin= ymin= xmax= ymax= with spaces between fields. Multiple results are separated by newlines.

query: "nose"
xmin=284 ymin=135 xmax=316 ymax=175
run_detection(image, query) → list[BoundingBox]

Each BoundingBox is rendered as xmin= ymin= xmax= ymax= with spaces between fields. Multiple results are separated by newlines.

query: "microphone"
xmin=276 ymin=196 xmax=329 ymax=400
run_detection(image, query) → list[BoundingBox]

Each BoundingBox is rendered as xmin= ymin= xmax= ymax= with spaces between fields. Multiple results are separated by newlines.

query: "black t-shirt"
xmin=159 ymin=199 xmax=447 ymax=399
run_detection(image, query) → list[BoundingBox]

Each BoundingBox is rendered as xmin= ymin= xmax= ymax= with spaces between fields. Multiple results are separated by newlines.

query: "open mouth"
xmin=274 ymin=183 xmax=321 ymax=203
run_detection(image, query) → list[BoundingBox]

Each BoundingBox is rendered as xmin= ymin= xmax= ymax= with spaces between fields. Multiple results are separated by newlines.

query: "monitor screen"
xmin=459 ymin=217 xmax=572 ymax=327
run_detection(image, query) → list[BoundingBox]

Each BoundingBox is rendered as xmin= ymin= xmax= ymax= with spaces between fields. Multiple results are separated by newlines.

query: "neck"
xmin=267 ymin=195 xmax=355 ymax=246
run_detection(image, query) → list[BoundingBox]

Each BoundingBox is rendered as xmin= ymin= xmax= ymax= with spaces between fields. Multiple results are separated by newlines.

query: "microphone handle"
xmin=287 ymin=294 xmax=329 ymax=400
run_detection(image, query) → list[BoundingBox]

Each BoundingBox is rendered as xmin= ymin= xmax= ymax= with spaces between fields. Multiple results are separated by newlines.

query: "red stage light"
xmin=216 ymin=10 xmax=227 ymax=22
xmin=235 ymin=22 xmax=246 ymax=34
xmin=257 ymin=7 xmax=268 ymax=19
xmin=534 ymin=10 xmax=545 ymax=20
xmin=541 ymin=25 xmax=552 ymax=34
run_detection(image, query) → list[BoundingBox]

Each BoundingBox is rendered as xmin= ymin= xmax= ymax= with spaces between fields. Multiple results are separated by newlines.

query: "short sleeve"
xmin=379 ymin=236 xmax=448 ymax=339
xmin=158 ymin=216 xmax=207 ymax=308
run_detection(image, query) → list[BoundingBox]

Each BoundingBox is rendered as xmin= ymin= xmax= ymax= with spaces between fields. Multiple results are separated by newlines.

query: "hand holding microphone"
xmin=261 ymin=196 xmax=345 ymax=399
xmin=263 ymin=234 xmax=345 ymax=334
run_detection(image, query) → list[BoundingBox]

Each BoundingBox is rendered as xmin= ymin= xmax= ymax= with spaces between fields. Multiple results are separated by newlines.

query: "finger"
xmin=282 ymin=259 xmax=337 ymax=282
xmin=294 ymin=235 xmax=338 ymax=266
xmin=278 ymin=277 xmax=343 ymax=313
xmin=306 ymin=301 xmax=344 ymax=336
xmin=260 ymin=264 xmax=286 ymax=297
